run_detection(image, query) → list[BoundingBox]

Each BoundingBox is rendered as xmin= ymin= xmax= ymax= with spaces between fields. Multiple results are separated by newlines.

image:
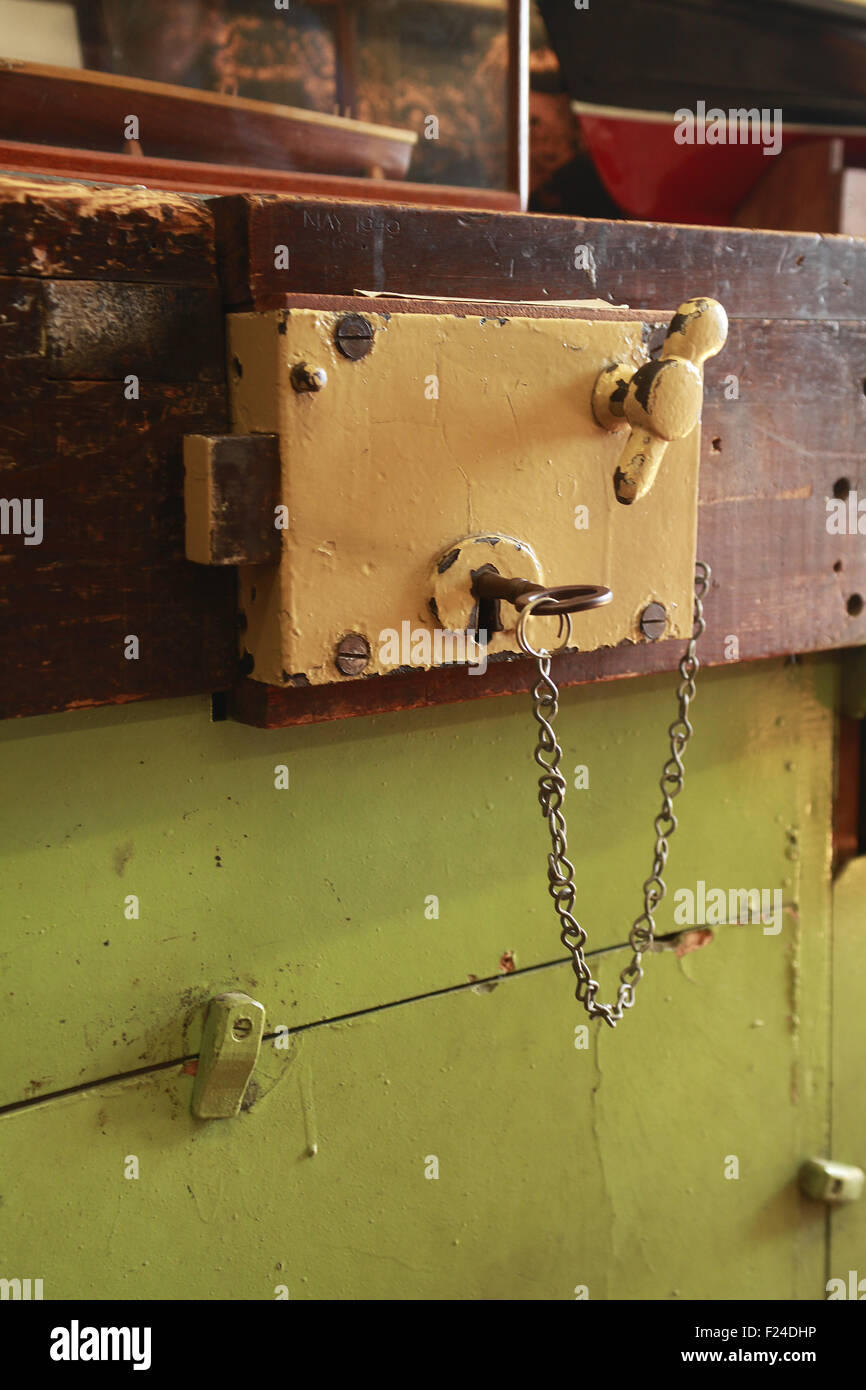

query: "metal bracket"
xmin=191 ymin=992 xmax=265 ymax=1119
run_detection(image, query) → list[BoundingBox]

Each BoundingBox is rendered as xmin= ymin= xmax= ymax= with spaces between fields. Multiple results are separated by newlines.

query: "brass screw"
xmin=640 ymin=602 xmax=667 ymax=641
xmin=290 ymin=361 xmax=328 ymax=393
xmin=335 ymin=633 xmax=371 ymax=675
xmin=334 ymin=313 xmax=374 ymax=360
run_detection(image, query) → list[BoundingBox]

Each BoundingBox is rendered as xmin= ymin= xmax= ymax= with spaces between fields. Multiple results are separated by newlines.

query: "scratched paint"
xmin=0 ymin=930 xmax=833 ymax=1300
xmin=0 ymin=655 xmax=838 ymax=1298
xmin=0 ymin=657 xmax=836 ymax=1108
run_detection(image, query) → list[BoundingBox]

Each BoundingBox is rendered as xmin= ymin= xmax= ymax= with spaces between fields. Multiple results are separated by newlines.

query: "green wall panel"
xmin=0 ymin=929 xmax=828 ymax=1301
xmin=0 ymin=657 xmax=835 ymax=1104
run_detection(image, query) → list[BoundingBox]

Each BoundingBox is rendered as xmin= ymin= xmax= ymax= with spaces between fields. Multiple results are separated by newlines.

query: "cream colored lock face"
xmin=228 ymin=307 xmax=706 ymax=686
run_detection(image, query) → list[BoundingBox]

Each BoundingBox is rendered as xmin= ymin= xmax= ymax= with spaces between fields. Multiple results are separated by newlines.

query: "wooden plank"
xmin=0 ymin=376 xmax=237 ymax=720
xmin=0 ymin=60 xmax=415 ymax=178
xmin=213 ymin=193 xmax=866 ymax=317
xmin=0 ymin=177 xmax=217 ymax=285
xmin=0 ymin=139 xmax=520 ymax=210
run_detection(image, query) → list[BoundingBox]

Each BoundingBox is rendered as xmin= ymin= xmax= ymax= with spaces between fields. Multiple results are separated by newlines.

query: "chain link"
xmin=527 ymin=562 xmax=711 ymax=1028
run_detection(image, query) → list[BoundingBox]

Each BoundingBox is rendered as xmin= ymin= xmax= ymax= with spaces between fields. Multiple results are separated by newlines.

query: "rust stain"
xmin=673 ymin=927 xmax=714 ymax=957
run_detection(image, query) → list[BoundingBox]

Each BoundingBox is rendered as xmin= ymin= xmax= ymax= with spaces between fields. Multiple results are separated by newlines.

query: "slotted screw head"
xmin=335 ymin=632 xmax=371 ymax=675
xmin=640 ymin=602 xmax=667 ymax=640
xmin=334 ymin=313 xmax=374 ymax=360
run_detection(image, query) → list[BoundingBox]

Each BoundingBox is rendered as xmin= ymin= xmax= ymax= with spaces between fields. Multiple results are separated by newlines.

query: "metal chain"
xmin=527 ymin=562 xmax=711 ymax=1028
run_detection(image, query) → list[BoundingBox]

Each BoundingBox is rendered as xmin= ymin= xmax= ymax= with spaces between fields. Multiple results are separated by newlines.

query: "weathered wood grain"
xmin=214 ymin=193 xmax=866 ymax=319
xmin=0 ymin=378 xmax=237 ymax=719
xmin=0 ymin=178 xmax=217 ymax=285
xmin=3 ymin=178 xmax=866 ymax=725
xmin=0 ymin=278 xmax=224 ymax=381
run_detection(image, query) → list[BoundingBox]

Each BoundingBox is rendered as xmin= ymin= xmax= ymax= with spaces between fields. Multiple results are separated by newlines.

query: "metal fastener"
xmin=334 ymin=313 xmax=374 ymax=360
xmin=191 ymin=992 xmax=265 ymax=1119
xmin=640 ymin=602 xmax=667 ymax=640
xmin=799 ymin=1157 xmax=864 ymax=1205
xmin=290 ymin=361 xmax=328 ymax=393
xmin=335 ymin=632 xmax=371 ymax=675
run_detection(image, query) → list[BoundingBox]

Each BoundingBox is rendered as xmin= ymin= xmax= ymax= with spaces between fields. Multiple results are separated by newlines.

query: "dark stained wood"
xmin=213 ymin=193 xmax=866 ymax=317
xmin=734 ymin=139 xmax=846 ymax=234
xmin=0 ymin=177 xmax=217 ymax=284
xmin=0 ymin=140 xmax=520 ymax=211
xmin=0 ymin=61 xmax=415 ymax=179
xmin=185 ymin=435 xmax=281 ymax=567
xmin=3 ymin=177 xmax=866 ymax=725
xmin=0 ymin=279 xmax=224 ymax=382
xmin=834 ymin=714 xmax=862 ymax=871
xmin=732 ymin=138 xmax=866 ymax=238
xmin=0 ymin=381 xmax=237 ymax=720
xmin=0 ymin=177 xmax=237 ymax=721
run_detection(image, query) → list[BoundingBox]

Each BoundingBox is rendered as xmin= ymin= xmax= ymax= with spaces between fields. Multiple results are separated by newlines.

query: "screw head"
xmin=640 ymin=602 xmax=667 ymax=641
xmin=290 ymin=361 xmax=328 ymax=393
xmin=334 ymin=313 xmax=374 ymax=360
xmin=232 ymin=1016 xmax=253 ymax=1040
xmin=335 ymin=632 xmax=371 ymax=675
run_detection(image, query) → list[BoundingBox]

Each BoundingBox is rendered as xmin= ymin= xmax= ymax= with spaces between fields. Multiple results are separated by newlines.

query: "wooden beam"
xmin=213 ymin=193 xmax=866 ymax=318
xmin=2 ymin=179 xmax=866 ymax=725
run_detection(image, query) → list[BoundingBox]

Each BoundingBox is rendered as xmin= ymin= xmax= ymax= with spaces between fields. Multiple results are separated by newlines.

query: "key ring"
xmin=516 ymin=594 xmax=572 ymax=659
xmin=515 ymin=584 xmax=612 ymax=659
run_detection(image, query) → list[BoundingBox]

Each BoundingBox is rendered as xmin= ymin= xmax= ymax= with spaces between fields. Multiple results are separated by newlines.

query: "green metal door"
xmin=0 ymin=654 xmax=850 ymax=1299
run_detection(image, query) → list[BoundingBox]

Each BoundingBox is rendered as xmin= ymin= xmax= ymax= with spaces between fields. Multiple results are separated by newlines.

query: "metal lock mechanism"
xmin=184 ymin=296 xmax=726 ymax=687
xmin=799 ymin=1157 xmax=865 ymax=1205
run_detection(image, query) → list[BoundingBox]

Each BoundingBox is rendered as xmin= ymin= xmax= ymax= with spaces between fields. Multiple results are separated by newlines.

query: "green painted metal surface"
xmin=0 ymin=658 xmax=835 ymax=1103
xmin=0 ymin=656 xmax=842 ymax=1298
xmin=0 ymin=932 xmax=829 ymax=1300
xmin=830 ymin=856 xmax=866 ymax=1294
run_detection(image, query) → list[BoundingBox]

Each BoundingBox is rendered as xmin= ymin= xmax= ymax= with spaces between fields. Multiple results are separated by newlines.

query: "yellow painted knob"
xmin=594 ymin=297 xmax=728 ymax=505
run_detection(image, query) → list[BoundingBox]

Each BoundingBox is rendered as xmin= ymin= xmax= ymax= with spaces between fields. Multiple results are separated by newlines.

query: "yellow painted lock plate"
xmin=223 ymin=304 xmax=717 ymax=687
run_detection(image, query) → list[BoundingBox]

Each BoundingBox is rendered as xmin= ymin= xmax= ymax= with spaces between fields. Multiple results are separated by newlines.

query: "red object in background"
xmin=576 ymin=102 xmax=866 ymax=224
